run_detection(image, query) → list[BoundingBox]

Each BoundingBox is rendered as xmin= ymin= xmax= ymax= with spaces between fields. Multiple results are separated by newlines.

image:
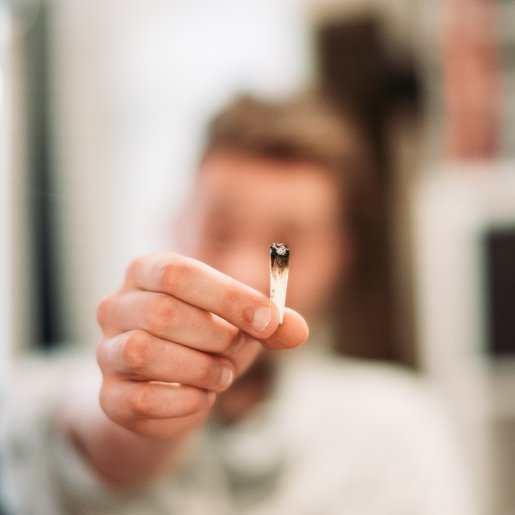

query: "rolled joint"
xmin=269 ymin=243 xmax=290 ymax=324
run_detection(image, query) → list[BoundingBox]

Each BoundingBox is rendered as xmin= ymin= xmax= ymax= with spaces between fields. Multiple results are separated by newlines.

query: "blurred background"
xmin=0 ymin=0 xmax=514 ymax=513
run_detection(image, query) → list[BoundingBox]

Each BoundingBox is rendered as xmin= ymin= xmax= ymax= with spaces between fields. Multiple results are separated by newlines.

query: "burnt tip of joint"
xmin=270 ymin=242 xmax=290 ymax=259
xmin=270 ymin=243 xmax=290 ymax=271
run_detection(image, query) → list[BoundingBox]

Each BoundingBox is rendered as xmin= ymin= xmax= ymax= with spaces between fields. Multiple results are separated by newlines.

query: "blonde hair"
xmin=204 ymin=93 xmax=366 ymax=176
xmin=202 ymin=92 xmax=375 ymax=243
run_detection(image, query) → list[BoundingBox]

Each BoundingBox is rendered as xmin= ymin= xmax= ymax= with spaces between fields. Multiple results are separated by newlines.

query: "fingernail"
xmin=219 ymin=365 xmax=234 ymax=390
xmin=251 ymin=306 xmax=272 ymax=334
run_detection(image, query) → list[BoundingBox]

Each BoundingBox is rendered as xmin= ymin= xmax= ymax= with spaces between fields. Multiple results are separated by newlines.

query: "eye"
xmin=200 ymin=220 xmax=242 ymax=249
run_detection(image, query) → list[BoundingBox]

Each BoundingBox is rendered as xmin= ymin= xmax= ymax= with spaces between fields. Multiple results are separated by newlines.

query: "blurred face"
xmin=175 ymin=151 xmax=353 ymax=320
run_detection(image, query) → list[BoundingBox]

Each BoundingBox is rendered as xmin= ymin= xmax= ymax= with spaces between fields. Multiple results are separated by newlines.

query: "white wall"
xmin=413 ymin=163 xmax=515 ymax=514
xmin=0 ymin=2 xmax=12 ymax=392
xmin=49 ymin=0 xmax=311 ymax=348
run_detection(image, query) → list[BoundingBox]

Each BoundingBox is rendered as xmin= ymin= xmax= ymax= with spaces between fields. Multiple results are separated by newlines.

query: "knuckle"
xmin=144 ymin=295 xmax=176 ymax=333
xmin=121 ymin=330 xmax=149 ymax=372
xmin=158 ymin=254 xmax=190 ymax=291
xmin=220 ymin=283 xmax=252 ymax=329
xmin=96 ymin=338 xmax=110 ymax=371
xmin=96 ymin=293 xmax=116 ymax=328
xmin=129 ymin=383 xmax=154 ymax=418
xmin=192 ymin=356 xmax=217 ymax=386
xmin=126 ymin=254 xmax=146 ymax=280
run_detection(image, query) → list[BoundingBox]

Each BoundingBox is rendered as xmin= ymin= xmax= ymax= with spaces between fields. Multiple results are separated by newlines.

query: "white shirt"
xmin=0 ymin=348 xmax=475 ymax=515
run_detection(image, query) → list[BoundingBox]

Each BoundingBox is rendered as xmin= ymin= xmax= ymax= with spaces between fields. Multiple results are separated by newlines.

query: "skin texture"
xmin=63 ymin=151 xmax=352 ymax=488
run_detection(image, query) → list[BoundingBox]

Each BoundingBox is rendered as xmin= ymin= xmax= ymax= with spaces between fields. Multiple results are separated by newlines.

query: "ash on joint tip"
xmin=270 ymin=243 xmax=290 ymax=271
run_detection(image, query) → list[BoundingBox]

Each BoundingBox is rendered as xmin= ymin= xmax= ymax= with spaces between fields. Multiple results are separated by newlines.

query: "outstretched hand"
xmin=96 ymin=252 xmax=309 ymax=440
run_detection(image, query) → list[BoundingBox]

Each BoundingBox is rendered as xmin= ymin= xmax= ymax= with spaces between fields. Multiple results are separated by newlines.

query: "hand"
xmin=96 ymin=252 xmax=309 ymax=440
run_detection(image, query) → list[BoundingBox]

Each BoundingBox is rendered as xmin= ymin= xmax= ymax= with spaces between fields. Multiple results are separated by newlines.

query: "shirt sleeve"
xmin=0 ymin=354 xmax=129 ymax=514
xmin=0 ymin=353 xmax=232 ymax=515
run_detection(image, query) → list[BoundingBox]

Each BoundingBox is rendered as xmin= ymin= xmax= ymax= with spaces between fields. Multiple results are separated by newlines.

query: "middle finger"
xmin=100 ymin=290 xmax=239 ymax=354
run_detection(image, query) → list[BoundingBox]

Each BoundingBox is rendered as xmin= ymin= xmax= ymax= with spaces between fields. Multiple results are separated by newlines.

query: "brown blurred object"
xmin=315 ymin=16 xmax=423 ymax=368
xmin=442 ymin=0 xmax=501 ymax=160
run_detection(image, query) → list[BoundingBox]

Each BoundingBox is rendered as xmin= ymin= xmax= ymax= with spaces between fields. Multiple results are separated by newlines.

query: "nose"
xmin=218 ymin=245 xmax=270 ymax=295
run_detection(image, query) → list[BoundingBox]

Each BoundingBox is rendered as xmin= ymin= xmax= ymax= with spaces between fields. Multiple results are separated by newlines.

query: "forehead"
xmin=194 ymin=151 xmax=343 ymax=224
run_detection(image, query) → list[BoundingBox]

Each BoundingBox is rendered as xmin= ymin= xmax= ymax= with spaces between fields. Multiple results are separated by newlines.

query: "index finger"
xmin=126 ymin=253 xmax=279 ymax=339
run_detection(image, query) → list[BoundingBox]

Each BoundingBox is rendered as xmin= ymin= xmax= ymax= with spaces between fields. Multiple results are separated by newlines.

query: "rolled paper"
xmin=269 ymin=243 xmax=290 ymax=324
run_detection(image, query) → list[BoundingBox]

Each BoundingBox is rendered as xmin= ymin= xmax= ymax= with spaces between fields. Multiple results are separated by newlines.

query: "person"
xmin=1 ymin=93 xmax=473 ymax=514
